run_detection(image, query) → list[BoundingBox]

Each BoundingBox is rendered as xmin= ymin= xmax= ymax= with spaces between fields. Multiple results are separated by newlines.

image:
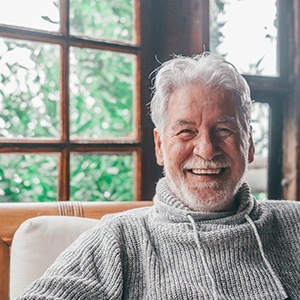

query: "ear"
xmin=247 ymin=126 xmax=255 ymax=164
xmin=154 ymin=128 xmax=164 ymax=166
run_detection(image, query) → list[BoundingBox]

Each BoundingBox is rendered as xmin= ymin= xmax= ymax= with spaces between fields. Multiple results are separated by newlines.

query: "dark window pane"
xmin=69 ymin=48 xmax=135 ymax=140
xmin=70 ymin=154 xmax=134 ymax=201
xmin=209 ymin=0 xmax=278 ymax=76
xmin=0 ymin=154 xmax=58 ymax=202
xmin=245 ymin=102 xmax=269 ymax=200
xmin=70 ymin=0 xmax=135 ymax=42
xmin=0 ymin=0 xmax=59 ymax=31
xmin=0 ymin=38 xmax=60 ymax=139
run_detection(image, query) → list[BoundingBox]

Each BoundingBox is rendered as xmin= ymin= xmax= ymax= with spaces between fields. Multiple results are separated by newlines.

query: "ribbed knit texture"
xmin=17 ymin=178 xmax=300 ymax=300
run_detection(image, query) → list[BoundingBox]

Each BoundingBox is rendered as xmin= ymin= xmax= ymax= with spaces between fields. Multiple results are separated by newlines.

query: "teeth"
xmin=191 ymin=168 xmax=222 ymax=175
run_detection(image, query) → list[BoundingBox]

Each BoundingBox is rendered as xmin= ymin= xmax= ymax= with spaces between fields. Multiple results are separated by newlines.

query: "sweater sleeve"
xmin=16 ymin=223 xmax=124 ymax=300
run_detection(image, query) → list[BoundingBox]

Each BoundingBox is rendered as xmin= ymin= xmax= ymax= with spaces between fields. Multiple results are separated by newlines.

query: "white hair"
xmin=150 ymin=52 xmax=252 ymax=134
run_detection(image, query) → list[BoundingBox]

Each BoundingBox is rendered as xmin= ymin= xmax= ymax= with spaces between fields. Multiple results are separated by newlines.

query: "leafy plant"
xmin=0 ymin=0 xmax=134 ymax=202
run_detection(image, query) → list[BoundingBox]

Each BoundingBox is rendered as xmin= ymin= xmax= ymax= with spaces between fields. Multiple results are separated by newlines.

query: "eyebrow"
xmin=170 ymin=116 xmax=243 ymax=132
xmin=170 ymin=120 xmax=196 ymax=130
xmin=214 ymin=117 xmax=241 ymax=129
xmin=171 ymin=117 xmax=242 ymax=130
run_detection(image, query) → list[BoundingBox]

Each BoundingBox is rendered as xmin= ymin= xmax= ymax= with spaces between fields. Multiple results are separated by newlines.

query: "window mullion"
xmin=58 ymin=0 xmax=71 ymax=201
xmin=58 ymin=149 xmax=70 ymax=200
xmin=60 ymin=0 xmax=70 ymax=36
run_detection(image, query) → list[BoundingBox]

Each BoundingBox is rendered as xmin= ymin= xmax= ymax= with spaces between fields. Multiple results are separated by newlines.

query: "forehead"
xmin=166 ymin=85 xmax=242 ymax=122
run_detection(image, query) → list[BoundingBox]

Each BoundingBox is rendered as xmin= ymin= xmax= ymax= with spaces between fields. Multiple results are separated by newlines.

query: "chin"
xmin=182 ymin=194 xmax=234 ymax=212
xmin=168 ymin=176 xmax=243 ymax=212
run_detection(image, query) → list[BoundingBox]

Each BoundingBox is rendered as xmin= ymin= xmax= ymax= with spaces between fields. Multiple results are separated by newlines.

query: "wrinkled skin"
xmin=154 ymin=84 xmax=255 ymax=212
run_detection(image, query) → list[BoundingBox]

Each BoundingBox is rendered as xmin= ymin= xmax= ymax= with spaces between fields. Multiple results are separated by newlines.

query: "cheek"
xmin=169 ymin=143 xmax=193 ymax=165
xmin=221 ymin=139 xmax=248 ymax=161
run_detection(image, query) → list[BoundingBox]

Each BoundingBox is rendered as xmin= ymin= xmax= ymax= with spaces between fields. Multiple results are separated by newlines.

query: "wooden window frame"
xmin=242 ymin=0 xmax=293 ymax=199
xmin=140 ymin=0 xmax=298 ymax=201
xmin=203 ymin=0 xmax=294 ymax=200
xmin=0 ymin=0 xmax=147 ymax=201
xmin=0 ymin=0 xmax=298 ymax=202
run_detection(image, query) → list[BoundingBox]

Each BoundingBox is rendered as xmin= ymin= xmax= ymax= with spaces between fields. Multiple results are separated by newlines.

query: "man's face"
xmin=154 ymin=84 xmax=254 ymax=212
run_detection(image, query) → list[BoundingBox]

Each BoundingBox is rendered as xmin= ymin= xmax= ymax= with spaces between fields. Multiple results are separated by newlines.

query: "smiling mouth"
xmin=189 ymin=168 xmax=224 ymax=175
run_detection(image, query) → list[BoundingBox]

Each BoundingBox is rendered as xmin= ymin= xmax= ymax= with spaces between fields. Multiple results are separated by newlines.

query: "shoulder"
xmin=89 ymin=206 xmax=154 ymax=237
xmin=258 ymin=199 xmax=300 ymax=226
xmin=100 ymin=205 xmax=153 ymax=224
xmin=259 ymin=199 xmax=300 ymax=212
xmin=64 ymin=206 xmax=153 ymax=255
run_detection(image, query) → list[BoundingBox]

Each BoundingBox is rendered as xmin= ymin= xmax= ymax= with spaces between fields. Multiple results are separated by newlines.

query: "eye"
xmin=177 ymin=129 xmax=196 ymax=140
xmin=215 ymin=127 xmax=234 ymax=138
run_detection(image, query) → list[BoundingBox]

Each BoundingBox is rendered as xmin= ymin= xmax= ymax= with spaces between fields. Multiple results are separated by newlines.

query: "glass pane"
xmin=0 ymin=0 xmax=59 ymax=32
xmin=245 ymin=102 xmax=269 ymax=200
xmin=70 ymin=0 xmax=135 ymax=42
xmin=0 ymin=38 xmax=60 ymax=139
xmin=70 ymin=154 xmax=134 ymax=201
xmin=70 ymin=49 xmax=135 ymax=140
xmin=210 ymin=0 xmax=278 ymax=76
xmin=0 ymin=154 xmax=58 ymax=202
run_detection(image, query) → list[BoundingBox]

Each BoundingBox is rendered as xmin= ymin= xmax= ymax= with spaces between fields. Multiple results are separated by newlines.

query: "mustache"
xmin=181 ymin=156 xmax=233 ymax=170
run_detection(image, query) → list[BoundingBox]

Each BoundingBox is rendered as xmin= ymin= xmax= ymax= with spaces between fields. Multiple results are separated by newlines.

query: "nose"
xmin=193 ymin=132 xmax=221 ymax=160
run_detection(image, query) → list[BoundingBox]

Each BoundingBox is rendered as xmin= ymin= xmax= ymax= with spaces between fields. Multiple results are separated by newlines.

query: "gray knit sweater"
xmin=18 ymin=178 xmax=300 ymax=300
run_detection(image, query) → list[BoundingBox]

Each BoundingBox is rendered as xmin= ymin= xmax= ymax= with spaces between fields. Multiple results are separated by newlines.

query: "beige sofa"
xmin=0 ymin=201 xmax=152 ymax=300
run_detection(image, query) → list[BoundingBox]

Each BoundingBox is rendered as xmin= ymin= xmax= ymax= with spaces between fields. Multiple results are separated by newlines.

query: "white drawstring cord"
xmin=244 ymin=214 xmax=288 ymax=298
xmin=187 ymin=215 xmax=220 ymax=300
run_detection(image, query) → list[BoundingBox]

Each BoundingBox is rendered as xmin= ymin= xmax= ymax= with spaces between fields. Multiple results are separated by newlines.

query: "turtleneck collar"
xmin=153 ymin=177 xmax=256 ymax=225
xmin=153 ymin=178 xmax=288 ymax=299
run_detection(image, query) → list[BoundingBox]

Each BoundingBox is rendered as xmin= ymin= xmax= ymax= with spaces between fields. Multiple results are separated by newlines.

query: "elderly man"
xmin=18 ymin=53 xmax=299 ymax=299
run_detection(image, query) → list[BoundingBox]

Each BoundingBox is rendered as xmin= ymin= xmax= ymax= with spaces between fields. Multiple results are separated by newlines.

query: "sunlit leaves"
xmin=70 ymin=0 xmax=134 ymax=42
xmin=0 ymin=0 xmax=136 ymax=202
xmin=70 ymin=49 xmax=134 ymax=139
xmin=0 ymin=154 xmax=58 ymax=202
xmin=70 ymin=154 xmax=133 ymax=201
xmin=0 ymin=38 xmax=60 ymax=138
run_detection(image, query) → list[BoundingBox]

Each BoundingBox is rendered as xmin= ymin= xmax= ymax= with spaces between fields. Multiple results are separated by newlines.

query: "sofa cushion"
xmin=10 ymin=215 xmax=98 ymax=299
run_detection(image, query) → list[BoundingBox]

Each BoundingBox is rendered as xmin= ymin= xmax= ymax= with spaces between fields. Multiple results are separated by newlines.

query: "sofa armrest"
xmin=10 ymin=216 xmax=99 ymax=299
xmin=0 ymin=200 xmax=152 ymax=300
xmin=0 ymin=237 xmax=9 ymax=300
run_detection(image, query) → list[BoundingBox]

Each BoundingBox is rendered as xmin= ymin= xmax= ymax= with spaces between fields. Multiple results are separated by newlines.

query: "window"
xmin=209 ymin=0 xmax=287 ymax=199
xmin=0 ymin=0 xmax=296 ymax=203
xmin=0 ymin=0 xmax=142 ymax=202
xmin=210 ymin=0 xmax=278 ymax=77
xmin=247 ymin=102 xmax=270 ymax=200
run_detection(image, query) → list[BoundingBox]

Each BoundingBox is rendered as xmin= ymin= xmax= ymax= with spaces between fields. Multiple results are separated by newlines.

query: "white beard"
xmin=164 ymin=156 xmax=247 ymax=212
xmin=166 ymin=172 xmax=245 ymax=212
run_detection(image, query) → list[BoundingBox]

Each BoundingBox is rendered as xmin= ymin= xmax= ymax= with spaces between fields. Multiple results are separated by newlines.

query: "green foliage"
xmin=0 ymin=154 xmax=57 ymax=202
xmin=70 ymin=154 xmax=133 ymax=201
xmin=0 ymin=0 xmax=135 ymax=202
xmin=0 ymin=38 xmax=60 ymax=138
xmin=70 ymin=48 xmax=134 ymax=139
xmin=70 ymin=0 xmax=133 ymax=41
